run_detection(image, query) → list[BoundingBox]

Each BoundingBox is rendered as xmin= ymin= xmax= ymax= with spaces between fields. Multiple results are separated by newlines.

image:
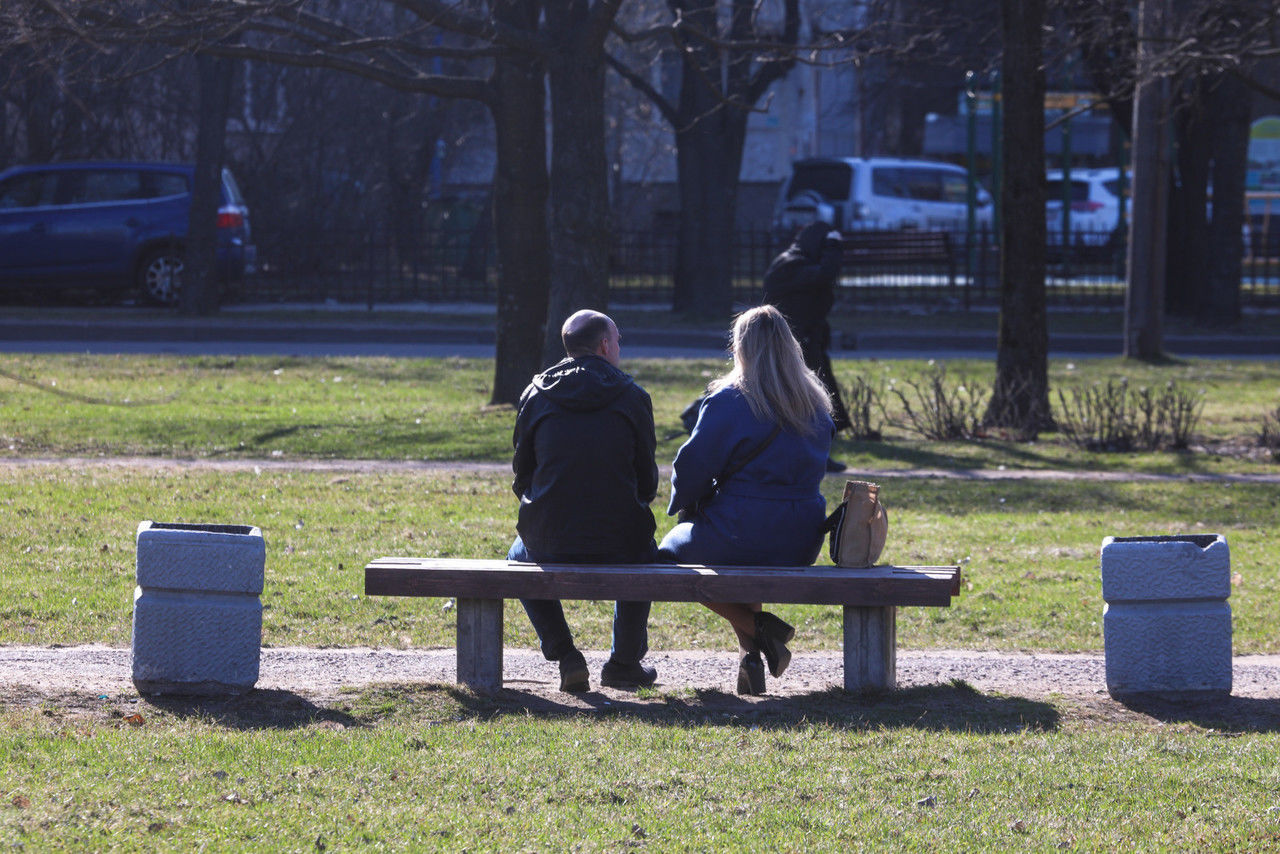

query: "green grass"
xmin=1 ymin=353 xmax=1278 ymax=474
xmin=5 ymin=685 xmax=1280 ymax=850
xmin=3 ymin=348 xmax=1280 ymax=850
xmin=3 ymin=466 xmax=1278 ymax=654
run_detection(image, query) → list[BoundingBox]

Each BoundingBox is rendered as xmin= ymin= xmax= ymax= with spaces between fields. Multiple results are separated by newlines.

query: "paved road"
xmin=1 ymin=308 xmax=1277 ymax=359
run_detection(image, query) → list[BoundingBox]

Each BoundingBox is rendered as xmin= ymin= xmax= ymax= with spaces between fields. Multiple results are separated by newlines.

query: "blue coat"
xmin=659 ymin=386 xmax=833 ymax=566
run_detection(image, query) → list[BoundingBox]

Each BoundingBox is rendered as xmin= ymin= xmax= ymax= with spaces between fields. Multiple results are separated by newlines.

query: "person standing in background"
xmin=762 ymin=221 xmax=850 ymax=472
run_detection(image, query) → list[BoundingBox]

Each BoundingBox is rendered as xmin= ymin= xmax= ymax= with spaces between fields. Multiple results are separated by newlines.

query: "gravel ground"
xmin=7 ymin=645 xmax=1280 ymax=718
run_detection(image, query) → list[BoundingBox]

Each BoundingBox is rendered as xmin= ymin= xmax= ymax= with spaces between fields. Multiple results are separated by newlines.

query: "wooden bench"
xmin=364 ymin=558 xmax=962 ymax=693
xmin=841 ymin=230 xmax=957 ymax=289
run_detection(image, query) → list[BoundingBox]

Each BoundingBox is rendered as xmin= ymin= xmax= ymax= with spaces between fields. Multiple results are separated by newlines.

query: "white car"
xmin=773 ymin=156 xmax=993 ymax=235
xmin=1045 ymin=167 xmax=1127 ymax=246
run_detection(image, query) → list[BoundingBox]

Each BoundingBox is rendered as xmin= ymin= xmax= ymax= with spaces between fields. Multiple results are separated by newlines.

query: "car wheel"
xmin=137 ymin=249 xmax=184 ymax=305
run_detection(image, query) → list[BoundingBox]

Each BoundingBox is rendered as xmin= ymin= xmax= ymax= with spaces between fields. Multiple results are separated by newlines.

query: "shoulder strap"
xmin=716 ymin=423 xmax=782 ymax=485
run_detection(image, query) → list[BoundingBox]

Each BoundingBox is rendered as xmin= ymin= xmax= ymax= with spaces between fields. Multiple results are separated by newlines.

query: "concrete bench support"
xmin=456 ymin=598 xmax=504 ymax=691
xmin=843 ymin=605 xmax=896 ymax=691
xmin=1101 ymin=533 xmax=1232 ymax=699
xmin=132 ymin=521 xmax=265 ymax=696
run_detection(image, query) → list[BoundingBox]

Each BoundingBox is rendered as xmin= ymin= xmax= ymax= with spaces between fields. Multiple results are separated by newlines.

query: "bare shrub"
xmin=888 ymin=366 xmax=987 ymax=440
xmin=1056 ymin=379 xmax=1203 ymax=452
xmin=1158 ymin=383 xmax=1203 ymax=450
xmin=982 ymin=373 xmax=1048 ymax=441
xmin=1056 ymin=379 xmax=1135 ymax=451
xmin=1260 ymin=406 xmax=1280 ymax=462
xmin=843 ymin=375 xmax=883 ymax=440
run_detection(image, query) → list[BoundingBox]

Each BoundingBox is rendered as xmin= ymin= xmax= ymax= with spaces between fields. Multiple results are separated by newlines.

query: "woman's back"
xmin=662 ymin=386 xmax=833 ymax=566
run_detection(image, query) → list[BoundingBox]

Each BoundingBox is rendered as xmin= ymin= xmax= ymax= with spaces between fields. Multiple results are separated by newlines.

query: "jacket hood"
xmin=794 ymin=221 xmax=833 ymax=257
xmin=533 ymin=355 xmax=633 ymax=411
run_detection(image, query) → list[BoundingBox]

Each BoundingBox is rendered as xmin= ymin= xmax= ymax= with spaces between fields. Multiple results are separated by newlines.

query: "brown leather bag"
xmin=823 ymin=480 xmax=889 ymax=567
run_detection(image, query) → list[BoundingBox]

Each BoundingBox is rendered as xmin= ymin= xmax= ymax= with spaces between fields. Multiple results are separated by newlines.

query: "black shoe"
xmin=754 ymin=611 xmax=794 ymax=678
xmin=737 ymin=652 xmax=766 ymax=695
xmin=600 ymin=659 xmax=658 ymax=689
xmin=558 ymin=649 xmax=589 ymax=693
xmin=825 ymin=457 xmax=847 ymax=473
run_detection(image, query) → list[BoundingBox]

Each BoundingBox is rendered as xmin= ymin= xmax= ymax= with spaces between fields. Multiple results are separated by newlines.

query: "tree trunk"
xmin=986 ymin=0 xmax=1051 ymax=435
xmin=673 ymin=103 xmax=747 ymax=319
xmin=1165 ymin=79 xmax=1211 ymax=319
xmin=1124 ymin=0 xmax=1170 ymax=358
xmin=1204 ymin=72 xmax=1249 ymax=323
xmin=180 ymin=53 xmax=233 ymax=316
xmin=543 ymin=3 xmax=613 ymax=365
xmin=489 ymin=0 xmax=551 ymax=406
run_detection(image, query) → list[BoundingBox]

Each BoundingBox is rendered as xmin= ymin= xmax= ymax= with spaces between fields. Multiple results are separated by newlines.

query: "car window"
xmin=76 ymin=170 xmax=146 ymax=204
xmin=940 ymin=173 xmax=968 ymax=203
xmin=0 ymin=172 xmax=58 ymax=209
xmin=142 ymin=172 xmax=189 ymax=199
xmin=788 ymin=162 xmax=853 ymax=202
xmin=1047 ymin=178 xmax=1090 ymax=202
xmin=904 ymin=169 xmax=945 ymax=202
xmin=871 ymin=167 xmax=907 ymax=198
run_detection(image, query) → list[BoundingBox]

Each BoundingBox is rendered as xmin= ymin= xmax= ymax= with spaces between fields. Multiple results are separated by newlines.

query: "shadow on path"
xmin=145 ymin=688 xmax=362 ymax=731
xmin=1118 ymin=693 xmax=1280 ymax=734
xmin=424 ymin=679 xmax=1061 ymax=734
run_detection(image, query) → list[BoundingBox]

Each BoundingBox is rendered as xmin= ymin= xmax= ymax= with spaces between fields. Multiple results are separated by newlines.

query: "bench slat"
xmin=365 ymin=558 xmax=961 ymax=608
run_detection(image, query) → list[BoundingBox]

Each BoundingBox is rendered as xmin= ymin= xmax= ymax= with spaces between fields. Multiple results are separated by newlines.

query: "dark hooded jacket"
xmin=762 ymin=221 xmax=843 ymax=338
xmin=512 ymin=354 xmax=658 ymax=557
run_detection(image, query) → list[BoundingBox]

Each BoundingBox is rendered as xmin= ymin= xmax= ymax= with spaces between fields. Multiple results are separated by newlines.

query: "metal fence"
xmin=238 ymin=225 xmax=1280 ymax=310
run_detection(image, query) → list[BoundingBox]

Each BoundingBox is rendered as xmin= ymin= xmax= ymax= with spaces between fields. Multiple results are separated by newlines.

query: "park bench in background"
xmin=841 ymin=230 xmax=957 ymax=289
xmin=364 ymin=558 xmax=962 ymax=693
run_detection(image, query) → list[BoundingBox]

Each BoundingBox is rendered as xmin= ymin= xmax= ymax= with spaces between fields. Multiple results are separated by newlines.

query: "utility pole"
xmin=1124 ymin=0 xmax=1171 ymax=359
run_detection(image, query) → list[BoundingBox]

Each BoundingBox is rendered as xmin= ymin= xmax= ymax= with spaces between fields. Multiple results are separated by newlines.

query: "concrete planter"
xmin=1101 ymin=533 xmax=1231 ymax=699
xmin=131 ymin=521 xmax=265 ymax=696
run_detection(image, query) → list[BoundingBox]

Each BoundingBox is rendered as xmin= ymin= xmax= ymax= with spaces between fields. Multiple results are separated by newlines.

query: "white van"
xmin=772 ymin=156 xmax=992 ymax=235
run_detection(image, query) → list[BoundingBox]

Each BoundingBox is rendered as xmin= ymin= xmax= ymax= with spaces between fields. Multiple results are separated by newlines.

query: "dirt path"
xmin=7 ymin=644 xmax=1280 ymax=708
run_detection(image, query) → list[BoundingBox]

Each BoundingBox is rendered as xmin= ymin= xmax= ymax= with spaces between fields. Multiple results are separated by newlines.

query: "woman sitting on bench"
xmin=659 ymin=305 xmax=835 ymax=695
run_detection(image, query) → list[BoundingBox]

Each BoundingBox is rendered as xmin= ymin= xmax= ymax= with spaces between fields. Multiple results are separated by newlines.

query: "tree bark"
xmin=1204 ymin=72 xmax=1249 ymax=323
xmin=672 ymin=87 xmax=747 ymax=318
xmin=180 ymin=53 xmax=233 ymax=316
xmin=1124 ymin=0 xmax=1170 ymax=359
xmin=542 ymin=1 xmax=615 ymax=365
xmin=668 ymin=0 xmax=796 ymax=319
xmin=489 ymin=0 xmax=550 ymax=405
xmin=985 ymin=0 xmax=1051 ymax=435
xmin=1165 ymin=78 xmax=1211 ymax=319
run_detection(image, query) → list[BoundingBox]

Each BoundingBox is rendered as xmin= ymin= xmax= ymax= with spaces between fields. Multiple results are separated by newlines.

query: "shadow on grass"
xmin=415 ymin=679 xmax=1060 ymax=734
xmin=145 ymin=688 xmax=361 ymax=731
xmin=1118 ymin=693 xmax=1280 ymax=734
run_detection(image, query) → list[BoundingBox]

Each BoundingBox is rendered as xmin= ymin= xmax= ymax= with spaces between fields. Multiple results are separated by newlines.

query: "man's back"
xmin=512 ymin=355 xmax=658 ymax=557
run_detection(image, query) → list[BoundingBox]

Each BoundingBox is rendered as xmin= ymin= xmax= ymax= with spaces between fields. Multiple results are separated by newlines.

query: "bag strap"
xmin=715 ymin=423 xmax=782 ymax=486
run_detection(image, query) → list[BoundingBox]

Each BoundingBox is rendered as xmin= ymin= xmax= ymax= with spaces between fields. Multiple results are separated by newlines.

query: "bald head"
xmin=561 ymin=310 xmax=620 ymax=366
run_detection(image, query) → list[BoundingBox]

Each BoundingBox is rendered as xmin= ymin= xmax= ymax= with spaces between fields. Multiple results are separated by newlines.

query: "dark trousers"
xmin=507 ymin=536 xmax=657 ymax=665
xmin=800 ymin=324 xmax=851 ymax=432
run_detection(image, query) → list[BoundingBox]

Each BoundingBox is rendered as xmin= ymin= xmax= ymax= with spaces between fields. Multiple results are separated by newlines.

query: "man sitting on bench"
xmin=506 ymin=309 xmax=662 ymax=693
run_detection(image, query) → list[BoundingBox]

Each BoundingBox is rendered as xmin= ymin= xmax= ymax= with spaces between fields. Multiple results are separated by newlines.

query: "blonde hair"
xmin=708 ymin=305 xmax=833 ymax=435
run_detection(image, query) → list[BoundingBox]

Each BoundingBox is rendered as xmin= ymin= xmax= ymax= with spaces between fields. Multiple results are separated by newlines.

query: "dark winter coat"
xmin=762 ymin=221 xmax=843 ymax=339
xmin=512 ymin=354 xmax=658 ymax=557
xmin=658 ymin=385 xmax=833 ymax=566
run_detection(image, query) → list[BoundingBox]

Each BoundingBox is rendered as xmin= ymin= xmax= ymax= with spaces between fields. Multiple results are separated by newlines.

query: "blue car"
xmin=0 ymin=161 xmax=255 ymax=304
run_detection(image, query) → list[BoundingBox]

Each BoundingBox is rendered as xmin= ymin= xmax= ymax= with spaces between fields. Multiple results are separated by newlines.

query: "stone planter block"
xmin=1100 ymin=534 xmax=1231 ymax=699
xmin=131 ymin=522 xmax=265 ymax=696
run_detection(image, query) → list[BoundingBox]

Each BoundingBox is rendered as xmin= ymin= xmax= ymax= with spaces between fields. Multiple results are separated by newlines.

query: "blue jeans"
xmin=507 ymin=536 xmax=657 ymax=665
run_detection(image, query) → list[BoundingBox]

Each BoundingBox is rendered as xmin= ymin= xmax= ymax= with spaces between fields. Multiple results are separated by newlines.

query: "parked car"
xmin=1045 ymin=167 xmax=1127 ymax=247
xmin=0 ymin=161 xmax=255 ymax=304
xmin=772 ymin=156 xmax=993 ymax=236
